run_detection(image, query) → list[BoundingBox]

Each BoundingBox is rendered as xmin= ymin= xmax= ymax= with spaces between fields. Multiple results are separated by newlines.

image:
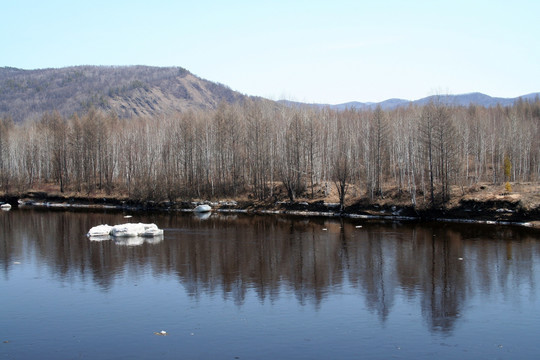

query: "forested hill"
xmin=0 ymin=66 xmax=248 ymax=122
xmin=2 ymin=65 xmax=538 ymax=123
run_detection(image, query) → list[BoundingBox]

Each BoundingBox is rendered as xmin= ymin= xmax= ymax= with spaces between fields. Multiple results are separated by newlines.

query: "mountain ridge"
xmin=279 ymin=92 xmax=540 ymax=111
xmin=1 ymin=65 xmax=538 ymax=122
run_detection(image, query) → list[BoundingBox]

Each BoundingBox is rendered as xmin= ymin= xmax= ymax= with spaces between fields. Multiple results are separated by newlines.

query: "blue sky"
xmin=2 ymin=0 xmax=539 ymax=104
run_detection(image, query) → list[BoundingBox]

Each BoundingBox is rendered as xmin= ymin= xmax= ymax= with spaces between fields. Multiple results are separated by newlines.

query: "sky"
xmin=1 ymin=0 xmax=539 ymax=104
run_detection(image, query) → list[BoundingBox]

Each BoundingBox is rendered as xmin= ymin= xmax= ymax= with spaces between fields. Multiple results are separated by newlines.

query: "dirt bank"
xmin=2 ymin=183 xmax=539 ymax=228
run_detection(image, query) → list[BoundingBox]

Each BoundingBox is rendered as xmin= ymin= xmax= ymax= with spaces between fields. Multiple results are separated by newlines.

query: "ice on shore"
xmin=194 ymin=204 xmax=211 ymax=213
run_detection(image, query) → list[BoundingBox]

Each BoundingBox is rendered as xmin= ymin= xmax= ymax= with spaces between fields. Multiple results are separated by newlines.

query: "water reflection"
xmin=1 ymin=209 xmax=539 ymax=334
xmin=113 ymin=235 xmax=164 ymax=246
xmin=193 ymin=211 xmax=211 ymax=220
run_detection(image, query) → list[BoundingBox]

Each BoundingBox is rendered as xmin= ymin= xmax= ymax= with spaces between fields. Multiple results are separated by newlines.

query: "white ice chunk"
xmin=194 ymin=204 xmax=211 ymax=213
xmin=87 ymin=223 xmax=164 ymax=243
xmin=139 ymin=223 xmax=164 ymax=237
xmin=87 ymin=224 xmax=113 ymax=237
xmin=110 ymin=223 xmax=147 ymax=237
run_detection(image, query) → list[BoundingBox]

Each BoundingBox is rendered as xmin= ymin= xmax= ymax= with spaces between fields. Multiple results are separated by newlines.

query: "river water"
xmin=1 ymin=209 xmax=539 ymax=359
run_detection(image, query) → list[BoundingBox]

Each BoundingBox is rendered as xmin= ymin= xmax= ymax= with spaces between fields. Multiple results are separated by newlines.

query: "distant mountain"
xmin=279 ymin=92 xmax=540 ymax=111
xmin=0 ymin=65 xmax=248 ymax=122
xmin=411 ymin=92 xmax=539 ymax=108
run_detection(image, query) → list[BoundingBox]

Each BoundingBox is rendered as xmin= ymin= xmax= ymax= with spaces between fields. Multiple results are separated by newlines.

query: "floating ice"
xmin=110 ymin=223 xmax=147 ymax=237
xmin=87 ymin=224 xmax=113 ymax=237
xmin=139 ymin=224 xmax=164 ymax=237
xmin=87 ymin=223 xmax=164 ymax=243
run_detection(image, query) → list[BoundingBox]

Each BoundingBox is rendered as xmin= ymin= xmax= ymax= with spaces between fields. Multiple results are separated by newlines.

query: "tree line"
xmin=0 ymin=97 xmax=539 ymax=208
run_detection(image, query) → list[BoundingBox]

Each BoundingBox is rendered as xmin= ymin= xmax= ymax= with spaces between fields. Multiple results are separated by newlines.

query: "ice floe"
xmin=87 ymin=224 xmax=113 ymax=237
xmin=87 ymin=223 xmax=164 ymax=244
xmin=110 ymin=223 xmax=146 ymax=237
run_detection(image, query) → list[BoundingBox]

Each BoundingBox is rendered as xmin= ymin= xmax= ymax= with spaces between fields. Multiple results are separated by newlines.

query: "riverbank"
xmin=2 ymin=183 xmax=539 ymax=228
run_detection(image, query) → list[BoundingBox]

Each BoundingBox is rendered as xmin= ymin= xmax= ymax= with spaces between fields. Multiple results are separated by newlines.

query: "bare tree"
xmin=279 ymin=111 xmax=307 ymax=202
xmin=0 ymin=116 xmax=14 ymax=193
xmin=332 ymin=115 xmax=354 ymax=212
xmin=420 ymin=102 xmax=437 ymax=207
xmin=372 ymin=105 xmax=387 ymax=197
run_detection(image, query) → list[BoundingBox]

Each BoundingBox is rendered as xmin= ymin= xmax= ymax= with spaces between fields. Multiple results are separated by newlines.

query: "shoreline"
xmin=3 ymin=192 xmax=538 ymax=229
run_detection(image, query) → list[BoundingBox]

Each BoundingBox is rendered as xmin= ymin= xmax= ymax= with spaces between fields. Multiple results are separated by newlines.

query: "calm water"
xmin=1 ymin=209 xmax=540 ymax=359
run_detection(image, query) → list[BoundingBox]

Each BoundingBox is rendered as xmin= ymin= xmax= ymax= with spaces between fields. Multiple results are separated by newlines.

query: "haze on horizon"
xmin=2 ymin=0 xmax=539 ymax=104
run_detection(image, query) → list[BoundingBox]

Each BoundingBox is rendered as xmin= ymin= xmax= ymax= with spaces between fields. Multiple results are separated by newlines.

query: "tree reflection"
xmin=419 ymin=227 xmax=465 ymax=333
xmin=1 ymin=209 xmax=539 ymax=334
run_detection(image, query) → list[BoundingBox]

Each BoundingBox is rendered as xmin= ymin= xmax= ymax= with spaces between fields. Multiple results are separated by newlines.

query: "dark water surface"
xmin=1 ymin=209 xmax=540 ymax=359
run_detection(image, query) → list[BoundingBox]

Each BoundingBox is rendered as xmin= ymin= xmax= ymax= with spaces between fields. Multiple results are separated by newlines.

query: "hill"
xmin=0 ymin=65 xmax=248 ymax=122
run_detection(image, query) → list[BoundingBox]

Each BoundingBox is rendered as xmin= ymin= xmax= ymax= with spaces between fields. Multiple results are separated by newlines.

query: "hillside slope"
xmin=0 ymin=65 xmax=247 ymax=122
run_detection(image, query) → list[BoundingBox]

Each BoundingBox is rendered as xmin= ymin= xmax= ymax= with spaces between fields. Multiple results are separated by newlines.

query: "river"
xmin=1 ymin=209 xmax=539 ymax=359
